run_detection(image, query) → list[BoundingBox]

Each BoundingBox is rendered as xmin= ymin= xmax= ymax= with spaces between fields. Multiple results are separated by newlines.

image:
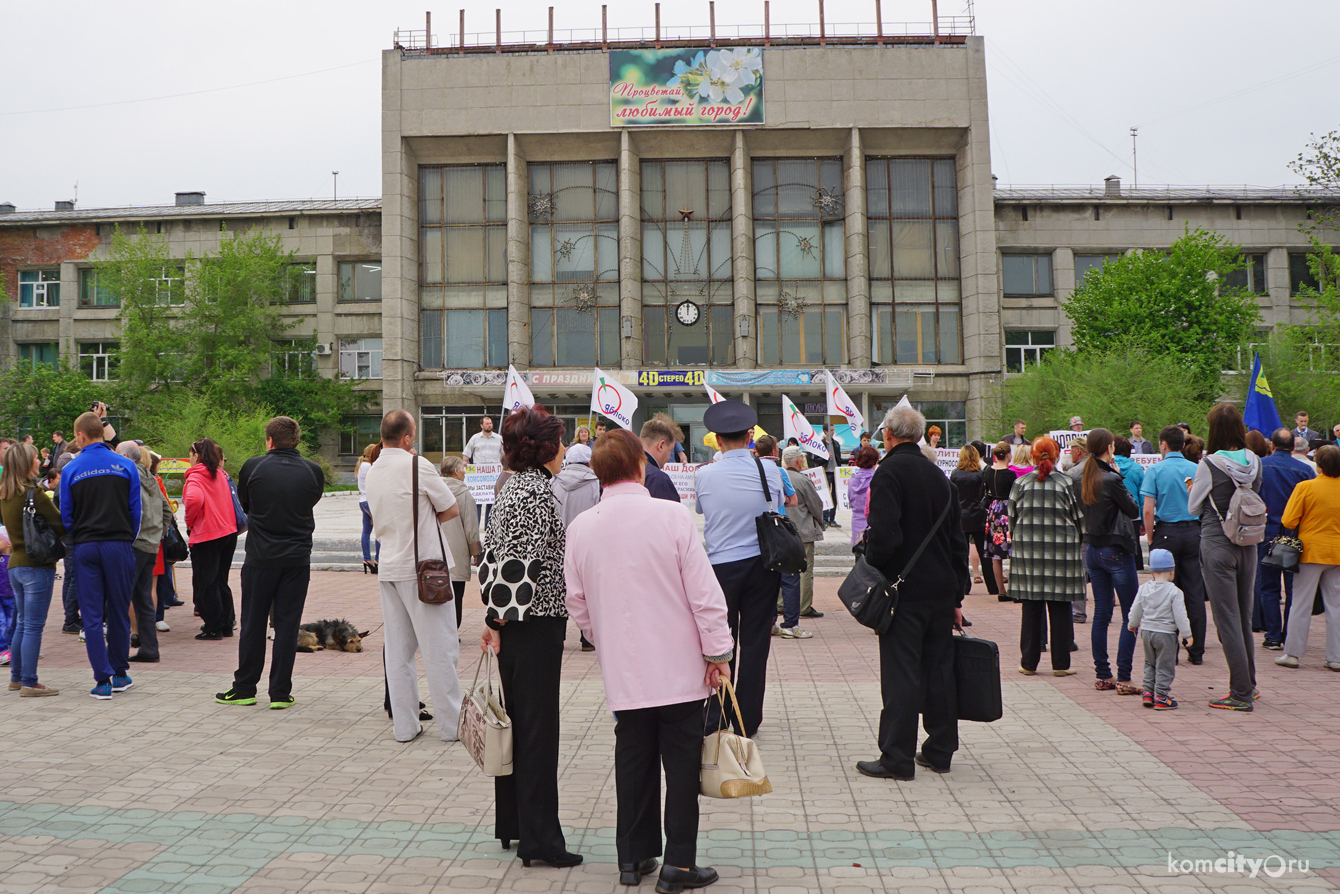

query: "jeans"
xmin=1086 ymin=545 xmax=1138 ymax=682
xmin=7 ymin=565 xmax=56 ymax=688
xmin=62 ymin=555 xmax=80 ymax=628
xmin=779 ymin=573 xmax=800 ymax=628
xmin=359 ymin=502 xmax=380 ymax=563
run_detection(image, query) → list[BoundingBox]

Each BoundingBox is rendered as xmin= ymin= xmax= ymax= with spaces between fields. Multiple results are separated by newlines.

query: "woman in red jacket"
xmin=182 ymin=439 xmax=238 ymax=640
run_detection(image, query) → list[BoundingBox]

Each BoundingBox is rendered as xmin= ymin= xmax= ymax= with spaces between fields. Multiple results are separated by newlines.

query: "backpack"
xmin=1205 ymin=457 xmax=1267 ymax=546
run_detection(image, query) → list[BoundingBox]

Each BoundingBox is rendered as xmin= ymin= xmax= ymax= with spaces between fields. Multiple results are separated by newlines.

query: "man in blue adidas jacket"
xmin=60 ymin=412 xmax=141 ymax=699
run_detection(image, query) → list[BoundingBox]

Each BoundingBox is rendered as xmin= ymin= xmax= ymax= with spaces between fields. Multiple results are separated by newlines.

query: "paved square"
xmin=2 ymin=567 xmax=1337 ymax=893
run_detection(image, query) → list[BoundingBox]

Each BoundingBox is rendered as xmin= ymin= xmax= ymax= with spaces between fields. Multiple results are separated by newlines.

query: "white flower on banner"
xmin=707 ymin=48 xmax=762 ymax=89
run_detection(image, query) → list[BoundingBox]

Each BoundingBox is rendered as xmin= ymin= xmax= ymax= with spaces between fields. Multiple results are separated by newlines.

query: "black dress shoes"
xmin=655 ymin=865 xmax=719 ymax=894
xmin=128 ymin=653 xmax=160 ymax=663
xmin=620 ymin=858 xmax=658 ymax=885
xmin=914 ymin=752 xmax=950 ymax=774
xmin=194 ymin=631 xmax=223 ymax=640
xmin=521 ymin=851 xmax=583 ymax=868
xmin=855 ymin=760 xmax=913 ymax=781
xmin=800 ymin=608 xmax=824 ymax=618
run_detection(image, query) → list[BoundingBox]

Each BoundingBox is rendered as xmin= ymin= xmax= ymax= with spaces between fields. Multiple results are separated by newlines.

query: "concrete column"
xmin=506 ymin=134 xmax=531 ymax=367
xmin=379 ymin=117 xmax=418 ymax=411
xmin=59 ymin=261 xmax=79 ymax=363
xmin=730 ymin=130 xmax=756 ymax=368
xmin=843 ymin=127 xmax=870 ymax=367
xmin=1265 ymin=247 xmax=1291 ymax=328
xmin=1053 ymin=248 xmax=1075 ymax=349
xmin=314 ymin=253 xmax=337 ymax=380
xmin=618 ymin=130 xmax=643 ymax=368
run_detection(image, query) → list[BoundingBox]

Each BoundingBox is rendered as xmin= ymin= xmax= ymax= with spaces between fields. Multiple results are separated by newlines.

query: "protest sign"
xmin=465 ymin=464 xmax=503 ymax=506
xmin=801 ymin=467 xmax=834 ymax=511
xmin=662 ymin=463 xmax=700 ymax=506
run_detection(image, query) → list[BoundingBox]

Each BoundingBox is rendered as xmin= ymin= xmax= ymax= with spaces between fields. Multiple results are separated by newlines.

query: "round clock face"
xmin=675 ymin=300 xmax=701 ymax=326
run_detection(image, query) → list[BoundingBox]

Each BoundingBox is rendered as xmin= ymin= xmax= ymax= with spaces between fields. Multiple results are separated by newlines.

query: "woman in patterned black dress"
xmin=983 ymin=443 xmax=1017 ymax=601
xmin=480 ymin=405 xmax=581 ymax=869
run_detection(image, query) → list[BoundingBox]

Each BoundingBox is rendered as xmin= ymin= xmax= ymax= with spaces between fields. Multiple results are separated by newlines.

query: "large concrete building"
xmin=3 ymin=14 xmax=1335 ymax=465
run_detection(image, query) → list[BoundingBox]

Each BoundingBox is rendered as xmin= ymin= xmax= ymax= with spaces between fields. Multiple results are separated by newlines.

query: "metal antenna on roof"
xmin=1129 ymin=127 xmax=1138 ymax=188
xmin=333 ymin=171 xmax=340 ymax=200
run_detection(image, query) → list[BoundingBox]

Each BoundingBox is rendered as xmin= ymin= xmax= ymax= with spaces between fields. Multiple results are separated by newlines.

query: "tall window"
xmin=18 ymin=270 xmax=60 ymax=308
xmin=1222 ymin=254 xmax=1267 ymax=295
xmin=754 ymin=158 xmax=847 ymax=365
xmin=1289 ymin=253 xmax=1321 ymax=296
xmin=1074 ymin=253 xmax=1120 ymax=289
xmin=530 ymin=161 xmax=620 ymax=367
xmin=152 ymin=266 xmax=186 ymax=306
xmin=18 ymin=343 xmax=58 ymax=370
xmin=271 ymin=340 xmax=315 ymax=379
xmin=420 ymin=165 xmax=507 ymax=368
xmin=339 ymin=338 xmax=383 ymax=379
xmin=339 ymin=261 xmax=382 ymax=301
xmin=642 ymin=160 xmax=733 ymax=366
xmin=79 ymin=269 xmax=118 ymax=307
xmin=1004 ymin=330 xmax=1055 ymax=373
xmin=340 ymin=415 xmax=383 ymax=456
xmin=1001 ymin=254 xmax=1053 ymax=297
xmin=868 ymin=158 xmax=962 ymax=365
xmin=79 ymin=342 xmax=118 ymax=381
xmin=284 ymin=263 xmax=317 ymax=304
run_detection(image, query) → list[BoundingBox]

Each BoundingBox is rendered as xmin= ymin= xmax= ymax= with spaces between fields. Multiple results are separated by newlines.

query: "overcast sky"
xmin=2 ymin=0 xmax=1335 ymax=210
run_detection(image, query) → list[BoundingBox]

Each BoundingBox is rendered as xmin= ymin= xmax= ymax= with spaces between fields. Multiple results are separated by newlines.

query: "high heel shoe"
xmin=363 ymin=560 xmax=374 ymax=574
xmin=370 ymin=561 xmax=379 ymax=575
xmin=521 ymin=851 xmax=583 ymax=868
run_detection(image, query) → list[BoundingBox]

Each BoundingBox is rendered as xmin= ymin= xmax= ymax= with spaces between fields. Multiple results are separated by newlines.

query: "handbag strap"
xmin=752 ymin=455 xmax=774 ymax=510
xmin=891 ymin=493 xmax=953 ymax=591
xmin=468 ymin=645 xmax=507 ymax=713
xmin=709 ymin=676 xmax=748 ymax=762
xmin=412 ymin=454 xmax=421 ymax=570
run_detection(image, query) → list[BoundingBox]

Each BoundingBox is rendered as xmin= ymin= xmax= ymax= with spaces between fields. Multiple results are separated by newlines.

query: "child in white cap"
xmin=1128 ymin=548 xmax=1192 ymax=710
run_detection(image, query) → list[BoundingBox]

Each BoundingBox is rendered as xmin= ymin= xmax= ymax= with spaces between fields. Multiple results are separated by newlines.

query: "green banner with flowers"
xmin=610 ymin=48 xmax=764 ymax=126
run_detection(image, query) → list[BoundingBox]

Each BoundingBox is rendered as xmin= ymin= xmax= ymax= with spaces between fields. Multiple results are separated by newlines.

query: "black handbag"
xmin=837 ymin=497 xmax=951 ymax=636
xmin=752 ymin=456 xmax=807 ymax=575
xmin=952 ymin=624 xmax=1003 ymax=723
xmin=22 ymin=488 xmax=65 ymax=565
xmin=1260 ymin=530 xmax=1302 ymax=575
xmin=162 ymin=516 xmax=189 ymax=564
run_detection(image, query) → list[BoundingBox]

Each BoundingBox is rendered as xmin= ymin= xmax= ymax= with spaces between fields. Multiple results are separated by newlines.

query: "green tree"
xmin=254 ymin=374 xmax=370 ymax=453
xmin=101 ymin=227 xmax=191 ymax=401
xmin=990 ymin=343 xmax=1212 ymax=442
xmin=134 ymin=395 xmax=274 ymax=478
xmin=0 ymin=362 xmax=104 ymax=438
xmin=1290 ymin=129 xmax=1340 ymax=233
xmin=1063 ymin=227 xmax=1261 ymax=398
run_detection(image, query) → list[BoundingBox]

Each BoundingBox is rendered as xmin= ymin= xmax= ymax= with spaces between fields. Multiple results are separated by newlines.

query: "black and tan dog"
xmin=298 ymin=619 xmax=368 ymax=653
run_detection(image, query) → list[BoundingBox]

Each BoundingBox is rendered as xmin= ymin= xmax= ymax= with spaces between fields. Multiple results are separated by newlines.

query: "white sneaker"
xmin=779 ymin=626 xmax=813 ymax=639
xmin=156 ymin=621 xmax=170 ymax=632
xmin=1325 ymin=661 xmax=1340 ymax=672
xmin=1275 ymin=654 xmax=1300 ymax=668
xmin=78 ymin=631 xmax=86 ymax=643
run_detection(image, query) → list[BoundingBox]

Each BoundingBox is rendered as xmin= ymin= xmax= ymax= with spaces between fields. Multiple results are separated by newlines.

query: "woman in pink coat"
xmin=565 ymin=430 xmax=733 ymax=894
xmin=182 ymin=438 xmax=238 ymax=640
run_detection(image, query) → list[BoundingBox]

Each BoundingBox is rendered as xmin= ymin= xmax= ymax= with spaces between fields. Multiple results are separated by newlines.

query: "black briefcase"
xmin=952 ymin=627 xmax=1002 ymax=723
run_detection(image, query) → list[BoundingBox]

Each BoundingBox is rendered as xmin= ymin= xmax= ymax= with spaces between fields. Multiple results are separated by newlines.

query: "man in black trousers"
xmin=858 ymin=404 xmax=968 ymax=780
xmin=214 ymin=416 xmax=324 ymax=709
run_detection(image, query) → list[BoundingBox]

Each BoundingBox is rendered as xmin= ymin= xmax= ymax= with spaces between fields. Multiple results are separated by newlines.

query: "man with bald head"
xmin=61 ymin=412 xmax=141 ymax=699
xmin=117 ymin=442 xmax=174 ymax=663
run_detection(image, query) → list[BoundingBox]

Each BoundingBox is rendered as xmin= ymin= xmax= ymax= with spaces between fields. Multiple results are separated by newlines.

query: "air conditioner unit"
xmin=314 ymin=343 xmax=333 ymax=355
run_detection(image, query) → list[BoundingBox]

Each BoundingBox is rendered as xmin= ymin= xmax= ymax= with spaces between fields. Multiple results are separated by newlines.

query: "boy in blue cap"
xmin=1128 ymin=548 xmax=1192 ymax=710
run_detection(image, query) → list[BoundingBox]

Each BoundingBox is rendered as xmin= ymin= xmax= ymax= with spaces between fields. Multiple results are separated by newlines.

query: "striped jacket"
xmin=1008 ymin=469 xmax=1086 ymax=602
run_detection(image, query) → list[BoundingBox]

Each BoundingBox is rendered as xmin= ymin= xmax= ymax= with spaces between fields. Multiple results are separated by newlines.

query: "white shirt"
xmin=464 ymin=431 xmax=503 ymax=465
xmin=365 ymin=448 xmax=457 ymax=582
xmin=357 ymin=461 xmax=371 ymax=501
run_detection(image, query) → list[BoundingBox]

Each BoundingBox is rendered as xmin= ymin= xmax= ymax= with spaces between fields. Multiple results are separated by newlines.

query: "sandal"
xmin=1094 ymin=679 xmax=1117 ymax=691
xmin=973 ymin=575 xmax=984 ymax=584
xmin=1116 ymin=682 xmax=1142 ymax=696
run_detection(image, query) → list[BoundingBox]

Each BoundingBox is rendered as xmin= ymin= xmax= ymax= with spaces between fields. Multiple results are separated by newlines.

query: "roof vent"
xmin=175 ymin=191 xmax=206 ymax=206
xmin=0 ymin=202 xmax=15 ymax=215
xmin=1103 ymin=175 xmax=1121 ymax=197
xmin=991 ymin=174 xmax=998 ymax=189
xmin=55 ymin=200 xmax=75 ymax=212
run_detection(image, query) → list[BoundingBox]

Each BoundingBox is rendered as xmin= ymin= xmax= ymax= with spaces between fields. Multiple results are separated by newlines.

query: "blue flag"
xmin=1243 ymin=352 xmax=1281 ymax=436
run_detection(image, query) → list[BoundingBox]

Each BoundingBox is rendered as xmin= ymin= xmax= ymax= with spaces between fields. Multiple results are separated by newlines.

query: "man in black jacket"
xmin=215 ymin=417 xmax=324 ymax=709
xmin=858 ymin=405 xmax=969 ymax=780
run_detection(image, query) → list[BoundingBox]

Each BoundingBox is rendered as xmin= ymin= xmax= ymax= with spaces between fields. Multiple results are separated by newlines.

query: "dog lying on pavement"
xmin=298 ymin=619 xmax=368 ymax=653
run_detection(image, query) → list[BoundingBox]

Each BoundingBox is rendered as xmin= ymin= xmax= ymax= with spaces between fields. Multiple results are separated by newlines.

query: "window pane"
xmin=779 ymin=313 xmax=802 ymax=365
xmin=760 ymin=309 xmax=779 ymax=366
xmin=823 ymin=221 xmax=845 ymax=279
xmin=487 ymin=308 xmax=508 ymax=367
xmin=932 ymin=159 xmax=957 ymax=217
xmin=421 ymin=228 xmax=444 ymax=283
xmin=1002 ymin=255 xmax=1035 ymax=296
xmin=892 ymin=220 xmax=934 ymax=279
xmin=890 ymin=159 xmax=932 ymax=217
xmin=669 ymin=306 xmax=709 ymax=365
xmin=598 ymin=307 xmax=619 ymax=365
xmin=710 ymin=305 xmax=734 ymax=365
xmin=421 ymin=310 xmax=443 ymax=368
xmin=644 ymin=306 xmax=667 ymax=365
xmin=445 ymin=308 xmax=485 ymax=367
xmin=444 ymin=168 xmax=485 ymax=223
xmin=935 ymin=220 xmax=960 ymax=279
xmin=875 ymin=306 xmax=893 ymax=364
xmin=868 ymin=220 xmax=891 ymax=278
xmin=1036 ymin=255 xmax=1052 ymax=295
xmin=531 ymin=309 xmax=554 ymax=367
xmin=866 ymin=159 xmax=889 ymax=217
xmin=938 ymin=306 xmax=961 ymax=364
xmin=1005 ymin=346 xmax=1023 ymax=373
xmin=556 ymin=309 xmax=596 ymax=366
xmin=445 ymin=229 xmax=484 ymax=283
xmin=825 ymin=309 xmax=845 ymax=363
xmin=895 ymin=310 xmax=920 ymax=363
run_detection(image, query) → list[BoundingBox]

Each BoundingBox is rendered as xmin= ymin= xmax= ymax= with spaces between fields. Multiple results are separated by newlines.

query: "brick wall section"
xmin=0 ymin=223 xmax=102 ymax=297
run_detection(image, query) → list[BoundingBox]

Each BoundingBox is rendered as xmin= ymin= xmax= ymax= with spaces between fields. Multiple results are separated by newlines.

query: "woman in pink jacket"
xmin=564 ymin=430 xmax=733 ymax=894
xmin=182 ymin=438 xmax=238 ymax=640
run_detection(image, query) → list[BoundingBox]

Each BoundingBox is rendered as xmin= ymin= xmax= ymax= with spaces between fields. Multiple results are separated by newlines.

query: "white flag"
xmin=704 ymin=381 xmax=727 ymax=404
xmin=591 ymin=367 xmax=639 ymax=430
xmin=890 ymin=394 xmax=927 ymax=446
xmin=825 ymin=370 xmax=864 ymax=440
xmin=503 ymin=365 xmax=535 ymax=415
xmin=781 ymin=394 xmax=830 ymax=461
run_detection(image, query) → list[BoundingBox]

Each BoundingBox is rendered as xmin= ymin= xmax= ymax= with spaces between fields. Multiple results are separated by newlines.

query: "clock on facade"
xmin=674 ymin=299 xmax=701 ymax=326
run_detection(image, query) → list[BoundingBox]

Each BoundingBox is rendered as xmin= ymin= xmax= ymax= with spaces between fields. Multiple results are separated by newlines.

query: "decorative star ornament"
xmin=778 ymin=289 xmax=806 ymax=319
xmin=528 ymin=192 xmax=555 ymax=220
xmin=570 ymin=283 xmax=598 ymax=312
xmin=796 ymin=235 xmax=817 ymax=259
xmin=679 ymin=206 xmax=695 ymax=221
xmin=555 ymin=239 xmax=577 ymax=261
xmin=812 ymin=186 xmax=844 ymax=216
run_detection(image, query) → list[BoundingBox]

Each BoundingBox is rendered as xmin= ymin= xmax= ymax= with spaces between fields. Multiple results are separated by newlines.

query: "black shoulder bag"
xmin=23 ymin=487 xmax=65 ymax=565
xmin=752 ymin=456 xmax=807 ymax=575
xmin=838 ymin=494 xmax=952 ymax=636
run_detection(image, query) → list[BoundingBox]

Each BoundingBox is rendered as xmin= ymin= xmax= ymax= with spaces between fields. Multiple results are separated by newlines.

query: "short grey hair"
xmin=1295 ymin=437 xmax=1310 ymax=453
xmin=880 ymin=405 xmax=926 ymax=442
xmin=440 ymin=455 xmax=466 ymax=477
xmin=117 ymin=442 xmax=143 ymax=464
xmin=781 ymin=446 xmax=806 ymax=468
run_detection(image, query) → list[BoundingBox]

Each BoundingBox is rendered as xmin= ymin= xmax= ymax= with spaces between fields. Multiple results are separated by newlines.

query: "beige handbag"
xmin=458 ymin=647 xmax=513 ymax=776
xmin=700 ymin=678 xmax=772 ymax=799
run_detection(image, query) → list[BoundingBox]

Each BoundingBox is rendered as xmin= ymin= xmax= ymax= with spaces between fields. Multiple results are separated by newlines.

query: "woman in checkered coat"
xmin=1008 ymin=437 xmax=1084 ymax=676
